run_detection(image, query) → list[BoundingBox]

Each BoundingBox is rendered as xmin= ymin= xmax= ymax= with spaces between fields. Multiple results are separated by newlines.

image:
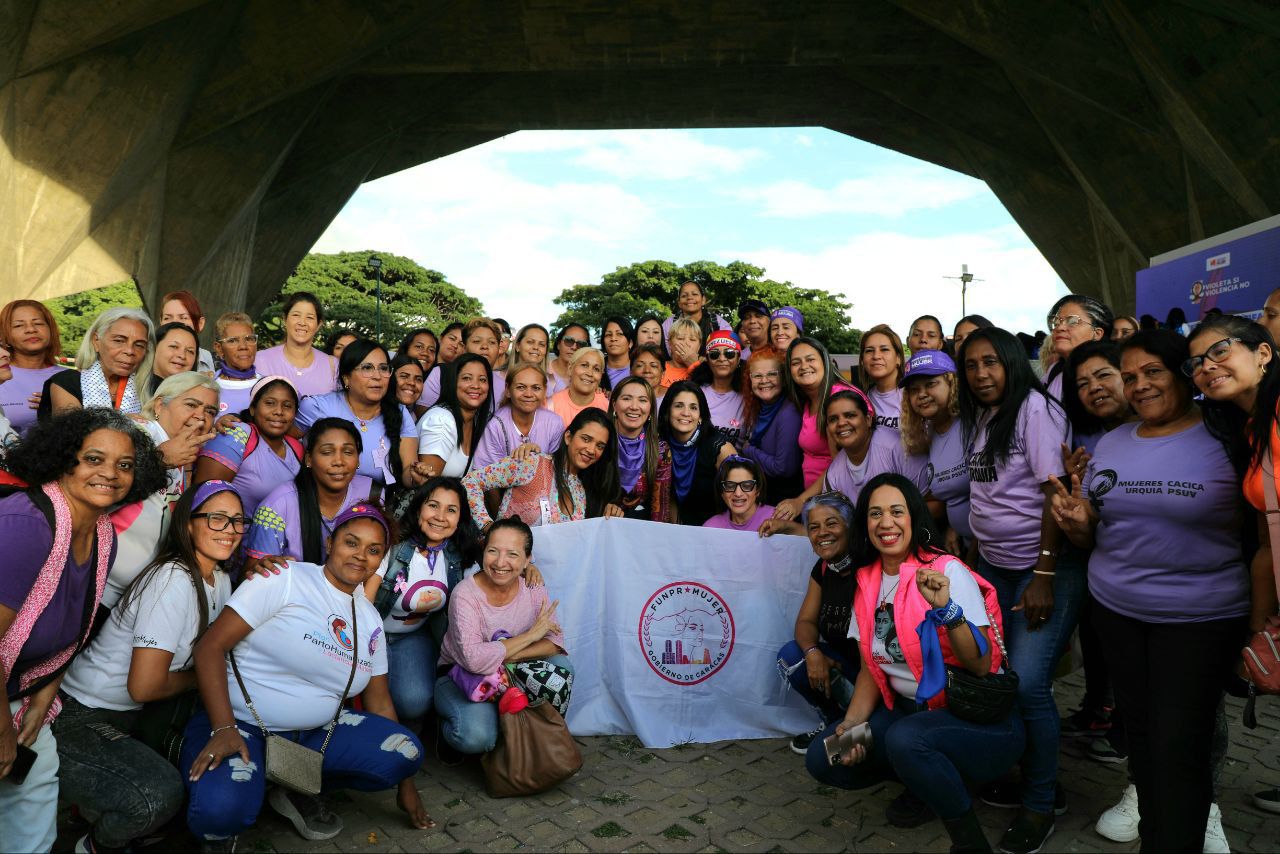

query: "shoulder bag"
xmin=230 ymin=598 xmax=359 ymax=795
xmin=1243 ymin=447 xmax=1280 ymax=727
xmin=944 ymin=606 xmax=1020 ymax=725
xmin=480 ymin=702 xmax=582 ymax=798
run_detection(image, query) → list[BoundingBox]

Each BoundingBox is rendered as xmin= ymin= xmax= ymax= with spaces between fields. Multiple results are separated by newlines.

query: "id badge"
xmin=374 ymin=439 xmax=396 ymax=485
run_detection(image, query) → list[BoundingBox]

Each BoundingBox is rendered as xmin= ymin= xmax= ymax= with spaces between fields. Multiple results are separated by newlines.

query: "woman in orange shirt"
xmin=549 ymin=347 xmax=609 ymax=426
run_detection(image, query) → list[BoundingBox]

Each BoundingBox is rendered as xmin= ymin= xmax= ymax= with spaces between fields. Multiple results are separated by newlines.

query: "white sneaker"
xmin=1095 ymin=783 xmax=1140 ymax=843
xmin=1203 ymin=803 xmax=1230 ymax=854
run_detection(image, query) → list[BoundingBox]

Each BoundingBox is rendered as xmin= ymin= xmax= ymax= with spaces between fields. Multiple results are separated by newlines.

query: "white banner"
xmin=533 ymin=518 xmax=820 ymax=748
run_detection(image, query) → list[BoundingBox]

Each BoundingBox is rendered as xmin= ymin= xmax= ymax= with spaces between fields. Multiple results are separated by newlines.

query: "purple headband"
xmin=250 ymin=374 xmax=298 ymax=402
xmin=829 ymin=383 xmax=875 ymax=422
xmin=189 ymin=479 xmax=241 ymax=512
xmin=332 ymin=502 xmax=391 ymax=543
xmin=771 ymin=306 xmax=804 ymax=331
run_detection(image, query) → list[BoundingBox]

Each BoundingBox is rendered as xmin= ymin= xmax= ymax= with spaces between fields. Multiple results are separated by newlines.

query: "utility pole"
xmin=943 ymin=264 xmax=983 ymax=316
xmin=368 ymin=255 xmax=383 ymax=341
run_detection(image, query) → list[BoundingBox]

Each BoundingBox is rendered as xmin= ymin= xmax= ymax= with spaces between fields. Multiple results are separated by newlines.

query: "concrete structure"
xmin=4 ymin=1 xmax=1278 ymax=325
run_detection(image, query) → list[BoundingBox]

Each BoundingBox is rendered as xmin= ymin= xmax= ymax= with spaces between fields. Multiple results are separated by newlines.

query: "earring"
xmin=921 ymin=528 xmax=932 ymax=546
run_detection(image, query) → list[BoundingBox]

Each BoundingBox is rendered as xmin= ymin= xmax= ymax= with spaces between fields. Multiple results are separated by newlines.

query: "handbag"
xmin=1243 ymin=447 xmax=1280 ymax=727
xmin=944 ymin=607 xmax=1020 ymax=725
xmin=480 ymin=702 xmax=582 ymax=798
xmin=229 ymin=599 xmax=359 ymax=795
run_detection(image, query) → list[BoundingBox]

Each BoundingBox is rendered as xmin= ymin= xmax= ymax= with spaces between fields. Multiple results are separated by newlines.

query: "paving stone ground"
xmin=56 ymin=673 xmax=1280 ymax=852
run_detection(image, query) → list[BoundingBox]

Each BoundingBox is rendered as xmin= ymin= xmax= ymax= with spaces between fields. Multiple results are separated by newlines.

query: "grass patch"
xmin=444 ymin=797 xmax=463 ymax=808
xmin=662 ymin=824 xmax=695 ymax=840
xmin=593 ymin=791 xmax=633 ymax=807
xmin=687 ymin=813 xmax=707 ymax=825
xmin=603 ymin=736 xmax=658 ymax=764
xmin=591 ymin=821 xmax=630 ymax=839
xmin=820 ymin=816 xmax=833 ymax=828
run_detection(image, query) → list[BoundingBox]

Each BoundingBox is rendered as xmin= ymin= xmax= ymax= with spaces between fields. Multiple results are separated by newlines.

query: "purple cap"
xmin=189 ymin=479 xmax=242 ymax=512
xmin=332 ymin=502 xmax=391 ymax=543
xmin=899 ymin=350 xmax=957 ymax=387
xmin=770 ymin=307 xmax=804 ymax=331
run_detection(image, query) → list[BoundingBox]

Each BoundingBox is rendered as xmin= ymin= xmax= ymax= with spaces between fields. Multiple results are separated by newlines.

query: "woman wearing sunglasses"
xmin=703 ymin=456 xmax=773 ymax=532
xmin=691 ymin=331 xmax=747 ymax=447
xmin=548 ymin=325 xmax=591 ymax=397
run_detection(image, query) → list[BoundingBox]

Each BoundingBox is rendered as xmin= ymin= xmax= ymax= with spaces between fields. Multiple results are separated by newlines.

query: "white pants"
xmin=0 ymin=698 xmax=59 ymax=853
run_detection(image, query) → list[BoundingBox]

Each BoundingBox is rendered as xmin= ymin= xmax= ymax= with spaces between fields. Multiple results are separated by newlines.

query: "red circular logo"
xmin=638 ymin=582 xmax=735 ymax=685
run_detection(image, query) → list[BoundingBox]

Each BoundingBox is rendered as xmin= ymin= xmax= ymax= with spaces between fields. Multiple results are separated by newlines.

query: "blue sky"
xmin=314 ymin=128 xmax=1068 ymax=340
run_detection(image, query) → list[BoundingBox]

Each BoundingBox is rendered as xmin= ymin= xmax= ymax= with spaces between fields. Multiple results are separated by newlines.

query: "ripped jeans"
xmin=180 ymin=708 xmax=422 ymax=841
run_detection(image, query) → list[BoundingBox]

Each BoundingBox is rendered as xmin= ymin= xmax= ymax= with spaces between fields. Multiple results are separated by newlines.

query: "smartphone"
xmin=823 ymin=722 xmax=873 ymax=766
xmin=5 ymin=744 xmax=37 ymax=785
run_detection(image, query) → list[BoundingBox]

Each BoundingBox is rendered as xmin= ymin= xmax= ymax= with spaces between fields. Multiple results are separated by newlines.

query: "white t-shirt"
xmin=375 ymin=546 xmax=452 ymax=634
xmin=225 ymin=562 xmax=387 ymax=731
xmin=416 ymin=408 xmax=472 ymax=477
xmin=63 ymin=563 xmax=230 ymax=711
xmin=850 ymin=559 xmax=988 ymax=698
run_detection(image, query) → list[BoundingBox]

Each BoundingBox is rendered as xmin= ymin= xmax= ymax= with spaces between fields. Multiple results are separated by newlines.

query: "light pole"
xmin=944 ymin=263 xmax=983 ymax=316
xmin=368 ymin=255 xmax=383 ymax=341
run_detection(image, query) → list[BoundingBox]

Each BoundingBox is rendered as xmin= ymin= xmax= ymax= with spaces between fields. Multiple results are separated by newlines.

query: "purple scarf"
xmin=616 ymin=433 xmax=647 ymax=493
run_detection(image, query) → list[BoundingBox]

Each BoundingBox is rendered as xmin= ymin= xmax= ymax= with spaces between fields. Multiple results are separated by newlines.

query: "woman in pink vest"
xmin=806 ymin=473 xmax=1025 ymax=854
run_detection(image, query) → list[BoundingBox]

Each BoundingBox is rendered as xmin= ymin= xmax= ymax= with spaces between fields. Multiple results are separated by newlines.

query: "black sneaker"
xmin=979 ymin=779 xmax=1022 ymax=809
xmin=1059 ymin=705 xmax=1112 ymax=738
xmin=885 ymin=787 xmax=934 ymax=828
xmin=1254 ymin=788 xmax=1280 ymax=814
xmin=790 ymin=723 xmax=825 ymax=755
xmin=996 ymin=808 xmax=1054 ymax=854
xmin=1087 ymin=737 xmax=1127 ymax=765
xmin=1054 ymin=782 xmax=1067 ymax=817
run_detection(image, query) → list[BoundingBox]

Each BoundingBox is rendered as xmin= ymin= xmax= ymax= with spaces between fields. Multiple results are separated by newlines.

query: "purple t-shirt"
xmin=244 ymin=475 xmax=374 ymax=560
xmin=0 ymin=493 xmax=115 ymax=695
xmin=606 ymin=365 xmax=631 ymax=389
xmin=968 ymin=392 xmax=1068 ymax=569
xmin=702 ymin=385 xmax=744 ymax=447
xmin=420 ymin=365 xmax=504 ymax=411
xmin=198 ymin=423 xmax=303 ymax=516
xmin=1 ymin=366 xmax=61 ymax=434
xmin=923 ymin=421 xmax=972 ymax=539
xmin=255 ymin=345 xmax=336 ymax=399
xmin=868 ymin=387 xmax=902 ymax=435
xmin=472 ymin=406 xmax=565 ymax=470
xmin=214 ymin=373 xmax=260 ymax=416
xmin=702 ymin=504 xmax=775 ymax=532
xmin=823 ymin=427 xmax=925 ymax=504
xmin=1084 ymin=422 xmax=1249 ymax=623
xmin=295 ymin=391 xmax=416 ymax=484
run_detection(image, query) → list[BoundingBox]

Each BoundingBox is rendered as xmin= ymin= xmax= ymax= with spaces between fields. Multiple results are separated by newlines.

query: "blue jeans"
xmin=386 ymin=630 xmax=438 ymax=720
xmin=975 ymin=550 xmax=1087 ymax=813
xmin=434 ymin=654 xmax=573 ymax=754
xmin=777 ymin=640 xmax=856 ymax=723
xmin=0 ymin=699 xmax=59 ymax=852
xmin=805 ymin=700 xmax=1025 ymax=820
xmin=180 ymin=709 xmax=421 ymax=841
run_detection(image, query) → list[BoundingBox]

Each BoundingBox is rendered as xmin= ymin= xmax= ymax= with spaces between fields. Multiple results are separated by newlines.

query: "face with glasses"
xmin=748 ymin=358 xmax=783 ymax=403
xmin=1187 ymin=331 xmax=1271 ymax=403
xmin=215 ymin=321 xmax=258 ymax=372
xmin=706 ymin=345 xmax=739 ymax=378
xmin=344 ymin=349 xmax=392 ymax=404
xmin=719 ymin=464 xmax=760 ymax=521
xmin=155 ymin=328 xmax=198 ymax=379
xmin=557 ymin=326 xmax=590 ymax=362
xmin=1048 ymin=301 xmax=1103 ymax=358
xmin=191 ymin=492 xmax=248 ymax=566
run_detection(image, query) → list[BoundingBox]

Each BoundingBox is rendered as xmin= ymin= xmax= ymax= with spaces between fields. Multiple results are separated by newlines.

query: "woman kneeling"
xmin=808 ymin=473 xmax=1023 ymax=853
xmin=183 ymin=503 xmax=431 ymax=847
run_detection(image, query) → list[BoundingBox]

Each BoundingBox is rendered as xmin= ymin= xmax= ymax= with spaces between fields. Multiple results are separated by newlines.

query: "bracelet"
xmin=1039 ymin=549 xmax=1056 ymax=558
xmin=928 ymin=600 xmax=964 ymax=626
xmin=1033 ymin=569 xmax=1056 ymax=577
xmin=803 ymin=646 xmax=821 ymax=658
xmin=209 ymin=724 xmax=237 ymax=738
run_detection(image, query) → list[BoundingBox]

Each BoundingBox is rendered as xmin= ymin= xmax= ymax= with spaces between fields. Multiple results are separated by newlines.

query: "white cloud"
xmin=486 ymin=130 xmax=765 ymax=180
xmin=732 ymin=169 xmax=987 ymax=218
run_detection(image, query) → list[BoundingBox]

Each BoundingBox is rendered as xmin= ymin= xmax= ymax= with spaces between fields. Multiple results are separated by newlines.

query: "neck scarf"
xmin=616 ymin=433 xmax=647 ymax=493
xmin=217 ymin=362 xmax=257 ymax=380
xmin=750 ymin=397 xmax=784 ymax=446
xmin=81 ymin=361 xmax=141 ymax=413
xmin=669 ymin=426 xmax=701 ymax=502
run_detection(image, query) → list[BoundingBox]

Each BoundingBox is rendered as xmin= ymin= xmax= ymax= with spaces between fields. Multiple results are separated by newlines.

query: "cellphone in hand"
xmin=824 ymin=722 xmax=873 ymax=766
xmin=5 ymin=744 xmax=37 ymax=785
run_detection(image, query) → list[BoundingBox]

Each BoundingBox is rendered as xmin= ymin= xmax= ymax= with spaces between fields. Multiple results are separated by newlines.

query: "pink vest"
xmin=853 ymin=550 xmax=1004 ymax=710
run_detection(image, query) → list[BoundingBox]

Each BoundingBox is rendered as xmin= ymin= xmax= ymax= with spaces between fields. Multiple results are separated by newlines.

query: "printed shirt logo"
xmin=369 ymin=626 xmax=383 ymax=656
xmin=639 ymin=582 xmax=735 ymax=686
xmin=1088 ymin=468 xmax=1118 ymax=508
xmin=329 ymin=614 xmax=354 ymax=651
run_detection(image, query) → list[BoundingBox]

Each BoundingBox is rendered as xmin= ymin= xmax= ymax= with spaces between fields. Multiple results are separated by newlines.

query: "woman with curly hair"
xmin=0 ymin=408 xmax=167 ymax=851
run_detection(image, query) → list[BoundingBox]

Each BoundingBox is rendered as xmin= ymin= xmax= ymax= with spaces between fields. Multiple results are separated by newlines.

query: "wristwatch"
xmin=943 ymin=614 xmax=967 ymax=631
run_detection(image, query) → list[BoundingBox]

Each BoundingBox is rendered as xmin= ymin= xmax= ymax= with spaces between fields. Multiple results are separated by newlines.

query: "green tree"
xmin=259 ymin=252 xmax=484 ymax=347
xmin=46 ymin=280 xmax=144 ymax=358
xmin=552 ymin=260 xmax=861 ymax=353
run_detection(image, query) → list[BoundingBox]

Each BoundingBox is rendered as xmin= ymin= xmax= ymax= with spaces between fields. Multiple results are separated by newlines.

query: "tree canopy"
xmin=46 ymin=280 xmax=144 ymax=357
xmin=552 ymin=260 xmax=861 ymax=353
xmin=258 ymin=251 xmax=485 ymax=347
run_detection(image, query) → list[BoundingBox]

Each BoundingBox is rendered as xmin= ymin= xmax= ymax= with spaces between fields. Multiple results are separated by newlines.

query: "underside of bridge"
xmin=2 ymin=1 xmax=1278 ymax=328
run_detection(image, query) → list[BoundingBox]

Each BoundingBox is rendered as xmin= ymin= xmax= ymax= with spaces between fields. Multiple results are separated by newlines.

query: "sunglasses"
xmin=561 ymin=336 xmax=589 ymax=348
xmin=706 ymin=349 xmax=739 ymax=361
xmin=720 ymin=479 xmax=758 ymax=493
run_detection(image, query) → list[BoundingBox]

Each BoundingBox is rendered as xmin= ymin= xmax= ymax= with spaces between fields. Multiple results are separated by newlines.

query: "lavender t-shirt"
xmin=244 ymin=475 xmax=374 ymax=560
xmin=702 ymin=385 xmax=744 ymax=447
xmin=606 ymin=365 xmax=631 ymax=388
xmin=1084 ymin=422 xmax=1249 ymax=623
xmin=1 ymin=366 xmax=61 ymax=434
xmin=703 ymin=504 xmax=775 ymax=532
xmin=295 ymin=391 xmax=416 ymax=484
xmin=968 ymin=392 xmax=1068 ymax=569
xmin=868 ymin=387 xmax=902 ymax=435
xmin=923 ymin=421 xmax=973 ymax=539
xmin=198 ymin=423 xmax=302 ymax=516
xmin=255 ymin=345 xmax=336 ymax=399
xmin=472 ymin=406 xmax=565 ymax=470
xmin=823 ymin=428 xmax=926 ymax=504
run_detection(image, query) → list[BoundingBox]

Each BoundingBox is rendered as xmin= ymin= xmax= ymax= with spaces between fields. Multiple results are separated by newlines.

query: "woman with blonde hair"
xmin=549 ymin=346 xmax=609 ymax=425
xmin=898 ymin=351 xmax=969 ymax=556
xmin=41 ymin=307 xmax=154 ymax=418
xmin=661 ymin=317 xmax=703 ymax=387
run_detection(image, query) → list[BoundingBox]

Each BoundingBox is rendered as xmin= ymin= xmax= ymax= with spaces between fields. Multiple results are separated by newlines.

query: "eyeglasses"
xmin=749 ymin=370 xmax=781 ymax=382
xmin=192 ymin=512 xmax=250 ymax=533
xmin=355 ymin=363 xmax=392 ymax=376
xmin=561 ymin=336 xmax=589 ymax=348
xmin=219 ymin=334 xmax=257 ymax=346
xmin=719 ymin=480 xmax=758 ymax=493
xmin=1047 ymin=314 xmax=1092 ymax=332
xmin=1182 ymin=337 xmax=1241 ymax=376
xmin=706 ymin=349 xmax=739 ymax=361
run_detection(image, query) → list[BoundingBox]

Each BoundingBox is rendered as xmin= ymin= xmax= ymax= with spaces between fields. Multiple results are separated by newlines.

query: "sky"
xmin=313 ymin=128 xmax=1069 ymax=339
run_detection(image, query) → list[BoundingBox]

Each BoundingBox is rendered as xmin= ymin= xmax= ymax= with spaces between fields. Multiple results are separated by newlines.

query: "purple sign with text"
xmin=1136 ymin=220 xmax=1280 ymax=322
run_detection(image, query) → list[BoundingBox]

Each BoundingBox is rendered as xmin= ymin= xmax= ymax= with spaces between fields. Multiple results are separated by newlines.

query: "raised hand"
xmin=915 ymin=566 xmax=951 ymax=609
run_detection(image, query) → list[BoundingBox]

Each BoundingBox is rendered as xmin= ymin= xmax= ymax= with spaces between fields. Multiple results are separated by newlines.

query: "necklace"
xmin=877 ymin=573 xmax=901 ymax=612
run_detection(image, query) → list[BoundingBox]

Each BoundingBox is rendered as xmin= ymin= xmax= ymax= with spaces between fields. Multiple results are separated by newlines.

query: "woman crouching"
xmin=183 ymin=503 xmax=431 ymax=848
xmin=808 ymin=473 xmax=1023 ymax=853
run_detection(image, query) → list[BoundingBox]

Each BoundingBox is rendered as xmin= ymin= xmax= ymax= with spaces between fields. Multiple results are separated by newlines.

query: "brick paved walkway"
xmin=57 ymin=673 xmax=1280 ymax=852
